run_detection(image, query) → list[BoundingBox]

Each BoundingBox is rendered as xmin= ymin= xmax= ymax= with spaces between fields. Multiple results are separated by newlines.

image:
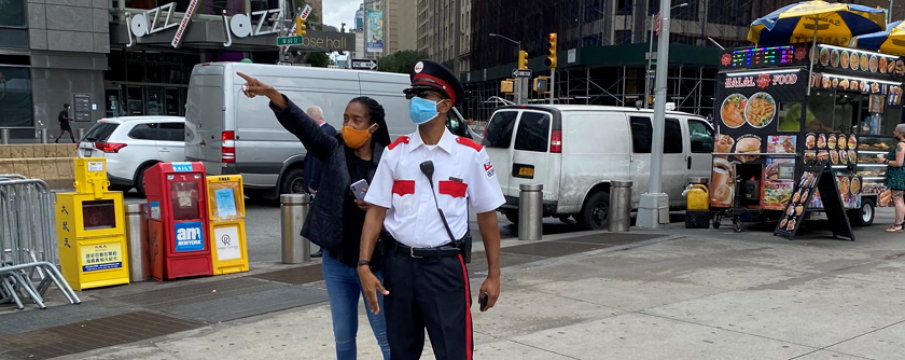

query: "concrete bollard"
xmin=40 ymin=129 xmax=49 ymax=144
xmin=77 ymin=128 xmax=86 ymax=141
xmin=124 ymin=204 xmax=150 ymax=281
xmin=608 ymin=180 xmax=633 ymax=233
xmin=518 ymin=184 xmax=543 ymax=241
xmin=280 ymin=194 xmax=311 ymax=264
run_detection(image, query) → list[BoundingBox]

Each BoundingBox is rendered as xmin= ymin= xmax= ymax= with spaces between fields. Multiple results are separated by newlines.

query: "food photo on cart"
xmin=706 ymin=0 xmax=905 ymax=238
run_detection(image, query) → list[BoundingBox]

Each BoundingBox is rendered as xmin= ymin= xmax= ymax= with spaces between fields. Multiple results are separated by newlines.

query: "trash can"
xmin=124 ymin=203 xmax=150 ymax=282
xmin=518 ymin=184 xmax=543 ymax=241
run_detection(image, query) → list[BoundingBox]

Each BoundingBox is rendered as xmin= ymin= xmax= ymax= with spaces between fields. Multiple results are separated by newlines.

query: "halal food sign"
xmin=725 ymin=73 xmax=799 ymax=89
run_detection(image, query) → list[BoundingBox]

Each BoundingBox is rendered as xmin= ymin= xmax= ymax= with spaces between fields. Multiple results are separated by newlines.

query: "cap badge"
xmin=414 ymin=61 xmax=424 ymax=73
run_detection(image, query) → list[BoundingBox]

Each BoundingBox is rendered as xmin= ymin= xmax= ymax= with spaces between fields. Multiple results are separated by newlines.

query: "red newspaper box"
xmin=145 ymin=162 xmax=213 ymax=280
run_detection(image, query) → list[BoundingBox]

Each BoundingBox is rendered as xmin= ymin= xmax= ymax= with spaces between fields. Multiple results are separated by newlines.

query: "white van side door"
xmin=628 ymin=115 xmax=687 ymax=207
xmin=686 ymin=118 xmax=714 ymax=181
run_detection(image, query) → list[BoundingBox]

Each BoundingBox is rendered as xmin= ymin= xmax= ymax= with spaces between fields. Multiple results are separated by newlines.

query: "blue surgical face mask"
xmin=409 ymin=97 xmax=439 ymax=125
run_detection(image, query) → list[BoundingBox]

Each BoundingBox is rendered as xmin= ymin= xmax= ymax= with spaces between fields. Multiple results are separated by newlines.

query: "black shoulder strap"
xmin=425 ymin=178 xmax=459 ymax=246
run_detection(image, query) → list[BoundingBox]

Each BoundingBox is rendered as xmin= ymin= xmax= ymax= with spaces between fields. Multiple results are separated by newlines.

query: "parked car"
xmin=483 ymin=105 xmax=714 ymax=230
xmin=78 ymin=116 xmax=186 ymax=196
xmin=184 ymin=62 xmax=474 ymax=200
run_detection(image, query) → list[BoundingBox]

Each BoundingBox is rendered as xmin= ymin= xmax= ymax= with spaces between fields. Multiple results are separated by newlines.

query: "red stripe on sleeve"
xmin=392 ymin=180 xmax=415 ymax=196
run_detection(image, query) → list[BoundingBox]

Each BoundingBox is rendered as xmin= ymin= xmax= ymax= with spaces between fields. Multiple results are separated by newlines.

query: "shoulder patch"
xmin=387 ymin=136 xmax=410 ymax=150
xmin=455 ymin=137 xmax=482 ymax=152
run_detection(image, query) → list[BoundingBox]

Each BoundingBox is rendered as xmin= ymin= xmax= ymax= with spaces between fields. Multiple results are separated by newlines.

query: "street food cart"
xmin=710 ymin=43 xmax=905 ymax=232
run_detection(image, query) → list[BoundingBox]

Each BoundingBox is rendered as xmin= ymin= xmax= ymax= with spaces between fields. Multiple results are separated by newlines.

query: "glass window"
xmin=805 ymin=93 xmax=836 ymax=133
xmin=514 ymin=112 xmax=551 ymax=152
xmin=0 ymin=0 xmax=26 ymax=28
xmin=664 ymin=118 xmax=683 ymax=153
xmin=482 ymin=111 xmax=517 ymax=148
xmin=615 ymin=30 xmax=632 ymax=44
xmin=128 ymin=123 xmax=159 ymax=140
xmin=778 ymin=102 xmax=805 ymax=132
xmin=630 ymin=116 xmax=682 ymax=153
xmin=82 ymin=123 xmax=119 ymax=142
xmin=0 ymin=66 xmax=32 ymax=127
xmin=688 ymin=120 xmax=714 ymax=153
xmin=0 ymin=29 xmax=27 ymax=48
xmin=159 ymin=122 xmax=185 ymax=141
xmin=630 ymin=116 xmax=653 ymax=153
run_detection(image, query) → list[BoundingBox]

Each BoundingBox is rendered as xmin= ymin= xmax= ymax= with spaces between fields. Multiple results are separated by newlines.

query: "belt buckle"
xmin=410 ymin=247 xmax=423 ymax=259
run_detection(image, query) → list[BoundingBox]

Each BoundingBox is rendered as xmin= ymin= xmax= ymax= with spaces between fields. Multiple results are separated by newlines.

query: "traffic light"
xmin=296 ymin=16 xmax=307 ymax=36
xmin=533 ymin=76 xmax=550 ymax=94
xmin=518 ymin=50 xmax=528 ymax=70
xmin=544 ymin=33 xmax=557 ymax=68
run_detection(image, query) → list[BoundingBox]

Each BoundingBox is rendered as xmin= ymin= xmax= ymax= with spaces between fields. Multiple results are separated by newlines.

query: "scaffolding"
xmin=461 ymin=65 xmax=718 ymax=122
xmin=463 ymin=0 xmax=800 ymax=121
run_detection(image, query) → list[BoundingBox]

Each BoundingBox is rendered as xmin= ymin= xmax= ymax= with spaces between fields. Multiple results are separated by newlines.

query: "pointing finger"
xmin=237 ymin=72 xmax=254 ymax=82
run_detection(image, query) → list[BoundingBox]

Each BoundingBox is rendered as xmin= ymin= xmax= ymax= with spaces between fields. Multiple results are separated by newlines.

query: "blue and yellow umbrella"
xmin=853 ymin=21 xmax=905 ymax=55
xmin=748 ymin=1 xmax=886 ymax=47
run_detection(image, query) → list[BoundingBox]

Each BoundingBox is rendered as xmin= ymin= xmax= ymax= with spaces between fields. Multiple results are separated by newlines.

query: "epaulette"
xmin=388 ymin=136 xmax=410 ymax=150
xmin=455 ymin=137 xmax=482 ymax=152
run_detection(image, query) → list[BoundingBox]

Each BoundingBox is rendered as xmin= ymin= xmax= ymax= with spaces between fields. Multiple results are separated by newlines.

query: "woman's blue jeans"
xmin=322 ymin=249 xmax=391 ymax=360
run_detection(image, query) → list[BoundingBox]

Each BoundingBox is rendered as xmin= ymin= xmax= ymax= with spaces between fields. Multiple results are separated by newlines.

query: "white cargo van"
xmin=184 ymin=62 xmax=473 ymax=199
xmin=483 ymin=105 xmax=714 ymax=230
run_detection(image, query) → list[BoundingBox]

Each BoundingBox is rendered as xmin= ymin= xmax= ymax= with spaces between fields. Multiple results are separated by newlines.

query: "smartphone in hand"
xmin=351 ymin=179 xmax=369 ymax=201
xmin=479 ymin=293 xmax=489 ymax=311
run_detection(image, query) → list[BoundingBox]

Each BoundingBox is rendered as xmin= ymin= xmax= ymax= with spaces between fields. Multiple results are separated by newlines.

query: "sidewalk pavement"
xmin=4 ymin=210 xmax=905 ymax=360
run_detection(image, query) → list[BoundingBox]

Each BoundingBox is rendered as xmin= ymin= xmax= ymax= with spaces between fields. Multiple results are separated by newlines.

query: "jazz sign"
xmin=125 ymin=1 xmax=285 ymax=48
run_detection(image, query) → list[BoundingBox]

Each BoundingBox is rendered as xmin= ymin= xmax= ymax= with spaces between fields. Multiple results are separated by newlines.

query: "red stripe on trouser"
xmin=458 ymin=254 xmax=473 ymax=360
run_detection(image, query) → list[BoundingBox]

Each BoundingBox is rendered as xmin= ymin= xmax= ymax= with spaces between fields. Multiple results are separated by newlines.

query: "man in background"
xmin=303 ymin=106 xmax=336 ymax=258
xmin=55 ymin=103 xmax=75 ymax=143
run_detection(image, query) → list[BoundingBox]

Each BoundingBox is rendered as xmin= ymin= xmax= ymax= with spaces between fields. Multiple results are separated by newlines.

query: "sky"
xmin=323 ymin=0 xmax=361 ymax=30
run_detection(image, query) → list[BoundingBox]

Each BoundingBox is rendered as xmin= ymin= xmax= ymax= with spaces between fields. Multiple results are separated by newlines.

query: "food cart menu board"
xmin=720 ymin=45 xmax=810 ymax=71
xmin=774 ymin=163 xmax=855 ymax=241
xmin=711 ymin=68 xmax=807 ymax=209
xmin=812 ymin=44 xmax=905 ymax=80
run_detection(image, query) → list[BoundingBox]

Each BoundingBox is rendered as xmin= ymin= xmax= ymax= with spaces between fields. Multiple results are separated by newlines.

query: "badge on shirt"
xmin=483 ymin=158 xmax=496 ymax=180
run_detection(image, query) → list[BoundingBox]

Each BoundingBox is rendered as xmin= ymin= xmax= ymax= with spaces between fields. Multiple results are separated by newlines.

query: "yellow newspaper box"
xmin=56 ymin=158 xmax=130 ymax=290
xmin=207 ymin=175 xmax=249 ymax=275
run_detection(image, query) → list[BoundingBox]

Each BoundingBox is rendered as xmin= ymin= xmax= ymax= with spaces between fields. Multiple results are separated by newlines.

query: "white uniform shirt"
xmin=365 ymin=128 xmax=505 ymax=248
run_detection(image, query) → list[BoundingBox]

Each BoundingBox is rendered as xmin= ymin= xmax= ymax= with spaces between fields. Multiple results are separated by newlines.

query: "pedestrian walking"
xmin=879 ymin=124 xmax=905 ymax=232
xmin=55 ymin=103 xmax=75 ymax=143
xmin=237 ymin=72 xmax=392 ymax=360
xmin=303 ymin=106 xmax=338 ymax=259
xmin=357 ymin=60 xmax=506 ymax=360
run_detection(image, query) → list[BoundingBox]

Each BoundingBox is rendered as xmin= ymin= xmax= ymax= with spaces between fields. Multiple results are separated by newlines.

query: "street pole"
xmin=637 ymin=0 xmax=673 ymax=229
xmin=363 ymin=1 xmax=368 ymax=60
xmin=550 ymin=69 xmax=555 ymax=104
xmin=644 ymin=14 xmax=654 ymax=109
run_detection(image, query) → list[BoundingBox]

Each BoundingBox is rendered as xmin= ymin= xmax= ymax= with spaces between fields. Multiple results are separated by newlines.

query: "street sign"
xmin=645 ymin=52 xmax=657 ymax=60
xmin=351 ymin=59 xmax=378 ymax=70
xmin=512 ymin=69 xmax=532 ymax=78
xmin=277 ymin=36 xmax=304 ymax=46
xmin=277 ymin=61 xmax=292 ymax=66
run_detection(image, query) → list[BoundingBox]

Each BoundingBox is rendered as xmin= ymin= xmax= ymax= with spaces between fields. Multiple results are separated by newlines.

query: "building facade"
xmin=417 ymin=0 xmax=463 ymax=72
xmin=0 ymin=0 xmax=354 ymax=141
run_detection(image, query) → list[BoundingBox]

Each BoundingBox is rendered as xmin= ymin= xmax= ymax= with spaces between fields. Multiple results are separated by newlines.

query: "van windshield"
xmin=482 ymin=111 xmax=517 ymax=148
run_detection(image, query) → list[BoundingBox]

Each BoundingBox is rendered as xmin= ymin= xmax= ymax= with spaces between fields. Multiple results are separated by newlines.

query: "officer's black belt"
xmin=394 ymin=240 xmax=460 ymax=258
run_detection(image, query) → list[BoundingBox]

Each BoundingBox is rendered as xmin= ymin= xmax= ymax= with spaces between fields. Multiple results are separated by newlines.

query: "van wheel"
xmin=502 ymin=210 xmax=519 ymax=225
xmin=280 ymin=168 xmax=306 ymax=195
xmin=577 ymin=191 xmax=609 ymax=230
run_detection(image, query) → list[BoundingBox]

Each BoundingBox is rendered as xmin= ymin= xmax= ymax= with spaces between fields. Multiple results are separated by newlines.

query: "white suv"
xmin=78 ymin=116 xmax=186 ymax=196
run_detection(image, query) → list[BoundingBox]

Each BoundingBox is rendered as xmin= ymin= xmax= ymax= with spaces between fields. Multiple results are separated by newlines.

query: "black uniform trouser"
xmin=384 ymin=245 xmax=473 ymax=360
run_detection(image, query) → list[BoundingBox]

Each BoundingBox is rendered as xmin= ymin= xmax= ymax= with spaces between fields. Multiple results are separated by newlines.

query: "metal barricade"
xmin=280 ymin=194 xmax=311 ymax=264
xmin=0 ymin=176 xmax=80 ymax=309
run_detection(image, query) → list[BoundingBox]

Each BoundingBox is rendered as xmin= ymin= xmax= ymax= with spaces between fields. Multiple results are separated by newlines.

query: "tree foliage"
xmin=377 ymin=50 xmax=430 ymax=73
xmin=307 ymin=52 xmax=330 ymax=68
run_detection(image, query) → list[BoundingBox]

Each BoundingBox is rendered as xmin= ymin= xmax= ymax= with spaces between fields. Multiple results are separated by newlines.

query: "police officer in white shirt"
xmin=358 ymin=60 xmax=505 ymax=360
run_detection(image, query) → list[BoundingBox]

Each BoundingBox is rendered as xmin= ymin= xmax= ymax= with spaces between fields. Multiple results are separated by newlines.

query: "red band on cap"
xmin=412 ymin=73 xmax=456 ymax=105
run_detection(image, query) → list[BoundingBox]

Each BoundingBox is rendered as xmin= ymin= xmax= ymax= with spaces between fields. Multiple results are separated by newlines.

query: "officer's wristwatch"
xmin=357 ymin=260 xmax=371 ymax=268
